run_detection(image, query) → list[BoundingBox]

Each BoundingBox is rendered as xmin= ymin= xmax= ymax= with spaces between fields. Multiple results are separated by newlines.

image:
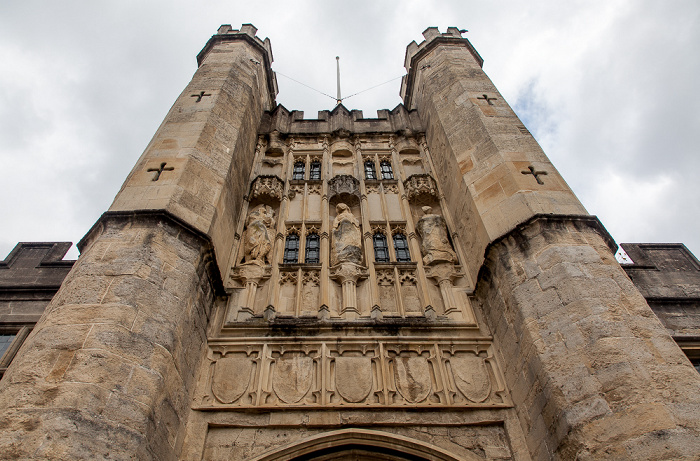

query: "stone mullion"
xmin=320 ymin=137 xmax=331 ymax=315
xmin=385 ymin=223 xmax=397 ymax=262
xmin=356 ymin=139 xmax=379 ymax=314
xmin=294 ymin=267 xmax=303 ymax=317
xmin=393 ymin=266 xmax=406 ymax=317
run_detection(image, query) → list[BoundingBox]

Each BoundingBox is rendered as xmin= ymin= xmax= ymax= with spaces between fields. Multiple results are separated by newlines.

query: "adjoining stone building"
xmin=0 ymin=24 xmax=699 ymax=460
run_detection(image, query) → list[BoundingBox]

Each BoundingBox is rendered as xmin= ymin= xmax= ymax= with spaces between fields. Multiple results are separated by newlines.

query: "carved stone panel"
xmin=393 ymin=355 xmax=433 ymax=403
xmin=400 ymin=270 xmax=422 ymax=314
xmin=448 ymin=353 xmax=492 ymax=403
xmin=404 ymin=174 xmax=438 ymax=202
xmin=301 ymin=270 xmax=320 ymax=315
xmin=211 ymin=353 xmax=254 ymax=404
xmin=199 ymin=340 xmax=509 ymax=410
xmin=272 ymin=353 xmax=314 ymax=404
xmin=377 ymin=270 xmax=398 ymax=314
xmin=334 ymin=356 xmax=374 ymax=403
xmin=250 ymin=175 xmax=284 ymax=202
xmin=328 ymin=175 xmax=360 ymax=206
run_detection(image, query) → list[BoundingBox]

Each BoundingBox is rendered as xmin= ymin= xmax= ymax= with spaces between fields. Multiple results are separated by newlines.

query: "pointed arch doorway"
xmin=248 ymin=428 xmax=477 ymax=461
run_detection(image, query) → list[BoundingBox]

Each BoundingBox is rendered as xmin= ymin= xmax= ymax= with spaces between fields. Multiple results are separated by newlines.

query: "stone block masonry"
xmin=478 ymin=215 xmax=700 ymax=459
xmin=0 ymin=213 xmax=219 ymax=459
xmin=1 ymin=24 xmax=699 ymax=461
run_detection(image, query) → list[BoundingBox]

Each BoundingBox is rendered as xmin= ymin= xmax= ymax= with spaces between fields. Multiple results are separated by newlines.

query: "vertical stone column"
xmin=0 ymin=24 xmax=277 ymax=460
xmin=401 ymin=28 xmax=700 ymax=459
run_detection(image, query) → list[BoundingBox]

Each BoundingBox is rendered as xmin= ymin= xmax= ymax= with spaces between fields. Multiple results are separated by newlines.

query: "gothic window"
xmin=309 ymin=161 xmax=321 ymax=180
xmin=373 ymin=233 xmax=390 ymax=263
xmin=283 ymin=234 xmax=299 ymax=263
xmin=305 ymin=233 xmax=320 ymax=264
xmin=364 ymin=160 xmax=377 ymax=180
xmin=380 ymin=160 xmax=394 ymax=180
xmin=292 ymin=161 xmax=305 ymax=180
xmin=393 ymin=233 xmax=411 ymax=262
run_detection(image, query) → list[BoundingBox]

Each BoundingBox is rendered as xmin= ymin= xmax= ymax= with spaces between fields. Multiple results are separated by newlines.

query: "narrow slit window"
xmin=380 ymin=160 xmax=394 ymax=180
xmin=364 ymin=160 xmax=377 ymax=180
xmin=292 ymin=161 xmax=305 ymax=180
xmin=0 ymin=334 xmax=16 ymax=361
xmin=305 ymin=233 xmax=320 ymax=264
xmin=283 ymin=234 xmax=299 ymax=263
xmin=393 ymin=233 xmax=411 ymax=262
xmin=309 ymin=161 xmax=321 ymax=180
xmin=373 ymin=233 xmax=390 ymax=263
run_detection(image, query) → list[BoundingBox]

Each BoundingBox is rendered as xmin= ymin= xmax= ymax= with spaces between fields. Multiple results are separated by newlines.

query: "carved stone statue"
xmin=242 ymin=205 xmax=275 ymax=264
xmin=331 ymin=203 xmax=362 ymax=265
xmin=415 ymin=206 xmax=457 ymax=265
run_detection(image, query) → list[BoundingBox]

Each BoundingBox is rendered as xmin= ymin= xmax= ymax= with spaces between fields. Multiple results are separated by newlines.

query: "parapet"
xmin=259 ymin=103 xmax=423 ymax=136
xmin=400 ymin=27 xmax=483 ymax=105
xmin=0 ymin=242 xmax=74 ymax=290
xmin=403 ymin=26 xmax=482 ymax=71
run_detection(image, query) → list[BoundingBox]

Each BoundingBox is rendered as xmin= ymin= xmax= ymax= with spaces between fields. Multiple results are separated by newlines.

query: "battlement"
xmin=196 ymin=23 xmax=278 ymax=108
xmin=212 ymin=24 xmax=274 ymax=60
xmin=400 ymin=27 xmax=483 ymax=106
xmin=259 ymin=103 xmax=423 ymax=136
xmin=0 ymin=242 xmax=74 ymax=289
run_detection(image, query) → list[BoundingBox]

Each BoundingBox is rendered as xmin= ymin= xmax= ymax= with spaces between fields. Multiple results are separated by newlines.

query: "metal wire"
xmin=275 ymin=70 xmax=405 ymax=104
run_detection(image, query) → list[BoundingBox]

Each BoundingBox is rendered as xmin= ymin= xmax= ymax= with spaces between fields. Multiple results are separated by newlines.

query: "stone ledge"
xmin=77 ymin=209 xmax=224 ymax=296
xmin=484 ymin=213 xmax=617 ymax=257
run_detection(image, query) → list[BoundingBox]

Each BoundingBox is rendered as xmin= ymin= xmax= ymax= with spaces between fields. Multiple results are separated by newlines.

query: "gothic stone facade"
xmin=0 ymin=25 xmax=699 ymax=461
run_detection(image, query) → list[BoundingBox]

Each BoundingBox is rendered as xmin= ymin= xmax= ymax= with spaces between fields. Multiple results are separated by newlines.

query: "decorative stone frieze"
xmin=250 ymin=175 xmax=284 ymax=201
xmin=403 ymin=174 xmax=438 ymax=202
xmin=199 ymin=340 xmax=508 ymax=409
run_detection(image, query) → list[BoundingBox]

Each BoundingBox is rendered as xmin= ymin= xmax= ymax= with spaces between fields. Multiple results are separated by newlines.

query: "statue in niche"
xmin=416 ymin=206 xmax=457 ymax=265
xmin=331 ymin=203 xmax=362 ymax=266
xmin=242 ymin=204 xmax=275 ymax=265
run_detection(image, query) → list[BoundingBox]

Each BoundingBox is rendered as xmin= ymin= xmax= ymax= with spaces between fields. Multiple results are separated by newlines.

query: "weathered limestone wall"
xmin=401 ymin=28 xmax=700 ymax=460
xmin=181 ymin=409 xmax=524 ymax=460
xmin=0 ymin=243 xmax=74 ymax=325
xmin=0 ymin=24 xmax=276 ymax=459
xmin=477 ymin=217 xmax=700 ymax=459
xmin=0 ymin=215 xmax=216 ymax=459
xmin=401 ymin=28 xmax=586 ymax=282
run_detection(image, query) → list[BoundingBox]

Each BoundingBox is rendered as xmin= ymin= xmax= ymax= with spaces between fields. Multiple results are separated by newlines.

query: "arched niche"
xmin=248 ymin=428 xmax=473 ymax=461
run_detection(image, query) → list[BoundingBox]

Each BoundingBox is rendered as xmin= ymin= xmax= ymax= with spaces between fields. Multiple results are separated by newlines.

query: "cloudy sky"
xmin=1 ymin=1 xmax=698 ymax=261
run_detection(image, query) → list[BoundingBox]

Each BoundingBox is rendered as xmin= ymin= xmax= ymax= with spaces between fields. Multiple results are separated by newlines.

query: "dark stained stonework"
xmin=621 ymin=243 xmax=700 ymax=362
xmin=0 ymin=242 xmax=75 ymax=325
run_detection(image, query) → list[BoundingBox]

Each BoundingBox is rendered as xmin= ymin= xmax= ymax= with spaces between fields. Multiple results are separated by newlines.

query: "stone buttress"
xmin=401 ymin=27 xmax=700 ymax=459
xmin=0 ymin=24 xmax=276 ymax=459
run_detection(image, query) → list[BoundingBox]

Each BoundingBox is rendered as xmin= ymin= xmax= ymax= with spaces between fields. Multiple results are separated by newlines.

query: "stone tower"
xmin=0 ymin=24 xmax=698 ymax=460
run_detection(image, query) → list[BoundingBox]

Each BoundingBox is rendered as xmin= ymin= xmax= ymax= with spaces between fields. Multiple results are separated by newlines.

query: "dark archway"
xmin=248 ymin=428 xmax=476 ymax=461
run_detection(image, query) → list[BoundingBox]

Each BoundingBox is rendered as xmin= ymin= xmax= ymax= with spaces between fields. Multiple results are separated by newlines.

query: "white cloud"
xmin=0 ymin=0 xmax=698 ymax=260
